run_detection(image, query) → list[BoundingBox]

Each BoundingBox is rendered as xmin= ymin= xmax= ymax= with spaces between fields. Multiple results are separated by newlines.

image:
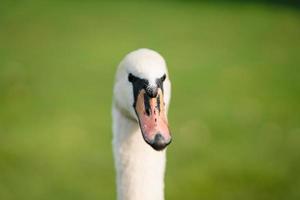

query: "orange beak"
xmin=135 ymin=88 xmax=171 ymax=150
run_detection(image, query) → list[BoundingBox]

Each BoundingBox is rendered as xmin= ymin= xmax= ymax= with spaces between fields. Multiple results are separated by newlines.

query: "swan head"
xmin=113 ymin=48 xmax=171 ymax=151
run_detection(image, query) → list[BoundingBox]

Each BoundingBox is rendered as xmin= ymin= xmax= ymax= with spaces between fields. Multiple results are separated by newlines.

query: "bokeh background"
xmin=1 ymin=0 xmax=300 ymax=199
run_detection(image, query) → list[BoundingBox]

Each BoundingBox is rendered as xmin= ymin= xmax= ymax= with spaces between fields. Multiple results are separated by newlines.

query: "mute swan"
xmin=112 ymin=48 xmax=172 ymax=200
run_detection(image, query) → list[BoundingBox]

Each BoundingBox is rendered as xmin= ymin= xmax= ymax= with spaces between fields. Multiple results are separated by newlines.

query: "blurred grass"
xmin=0 ymin=0 xmax=300 ymax=200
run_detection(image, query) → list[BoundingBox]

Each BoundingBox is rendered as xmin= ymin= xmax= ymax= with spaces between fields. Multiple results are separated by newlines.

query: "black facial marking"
xmin=128 ymin=73 xmax=148 ymax=107
xmin=144 ymin=93 xmax=151 ymax=116
xmin=146 ymin=87 xmax=158 ymax=98
xmin=161 ymin=74 xmax=166 ymax=82
xmin=156 ymin=74 xmax=166 ymax=93
xmin=128 ymin=73 xmax=166 ymax=109
xmin=156 ymin=94 xmax=161 ymax=113
xmin=128 ymin=73 xmax=137 ymax=82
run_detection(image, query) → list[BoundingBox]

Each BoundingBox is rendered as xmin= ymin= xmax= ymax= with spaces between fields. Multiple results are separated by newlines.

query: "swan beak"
xmin=135 ymin=88 xmax=171 ymax=151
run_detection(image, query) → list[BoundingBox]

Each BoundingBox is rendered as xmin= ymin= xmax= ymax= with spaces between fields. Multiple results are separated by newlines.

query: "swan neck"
xmin=113 ymin=107 xmax=166 ymax=200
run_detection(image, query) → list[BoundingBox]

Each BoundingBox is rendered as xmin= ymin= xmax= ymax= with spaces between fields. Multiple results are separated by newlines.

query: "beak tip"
xmin=149 ymin=133 xmax=172 ymax=151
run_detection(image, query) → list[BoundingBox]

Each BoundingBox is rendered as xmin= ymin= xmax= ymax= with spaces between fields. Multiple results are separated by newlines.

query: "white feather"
xmin=112 ymin=48 xmax=171 ymax=200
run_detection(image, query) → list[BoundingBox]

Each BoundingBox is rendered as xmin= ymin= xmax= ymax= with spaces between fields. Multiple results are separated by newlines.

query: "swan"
xmin=112 ymin=48 xmax=172 ymax=200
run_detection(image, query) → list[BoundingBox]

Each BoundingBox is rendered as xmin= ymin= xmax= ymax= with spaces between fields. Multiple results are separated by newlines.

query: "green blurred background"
xmin=0 ymin=0 xmax=300 ymax=199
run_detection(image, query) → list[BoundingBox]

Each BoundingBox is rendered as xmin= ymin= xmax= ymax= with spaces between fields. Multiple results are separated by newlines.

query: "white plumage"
xmin=112 ymin=48 xmax=172 ymax=200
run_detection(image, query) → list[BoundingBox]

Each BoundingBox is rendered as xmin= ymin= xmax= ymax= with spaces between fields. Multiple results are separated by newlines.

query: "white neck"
xmin=112 ymin=106 xmax=166 ymax=200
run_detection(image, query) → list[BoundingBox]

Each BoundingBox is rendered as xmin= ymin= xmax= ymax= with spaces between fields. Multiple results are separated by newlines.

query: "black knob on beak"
xmin=146 ymin=87 xmax=158 ymax=98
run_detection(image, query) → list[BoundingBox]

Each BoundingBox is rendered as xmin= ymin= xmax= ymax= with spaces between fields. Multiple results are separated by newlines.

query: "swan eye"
xmin=160 ymin=74 xmax=166 ymax=82
xmin=156 ymin=74 xmax=166 ymax=86
xmin=128 ymin=73 xmax=137 ymax=82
